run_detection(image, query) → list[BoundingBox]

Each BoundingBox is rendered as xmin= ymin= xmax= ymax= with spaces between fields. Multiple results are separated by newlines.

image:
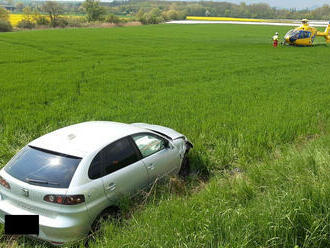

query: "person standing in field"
xmin=273 ymin=32 xmax=279 ymax=47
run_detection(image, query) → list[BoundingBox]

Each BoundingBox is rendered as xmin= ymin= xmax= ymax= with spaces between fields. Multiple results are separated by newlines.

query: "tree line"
xmin=110 ymin=1 xmax=330 ymax=21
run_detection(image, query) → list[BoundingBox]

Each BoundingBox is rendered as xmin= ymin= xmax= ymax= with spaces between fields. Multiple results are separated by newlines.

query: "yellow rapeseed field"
xmin=186 ymin=16 xmax=268 ymax=22
xmin=9 ymin=14 xmax=24 ymax=26
xmin=9 ymin=14 xmax=84 ymax=27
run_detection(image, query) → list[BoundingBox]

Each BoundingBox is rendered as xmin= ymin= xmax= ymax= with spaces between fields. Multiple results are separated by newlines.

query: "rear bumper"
xmin=0 ymin=199 xmax=91 ymax=244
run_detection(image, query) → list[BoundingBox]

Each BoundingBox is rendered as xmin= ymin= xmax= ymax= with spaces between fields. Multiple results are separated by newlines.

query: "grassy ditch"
xmin=0 ymin=24 xmax=329 ymax=247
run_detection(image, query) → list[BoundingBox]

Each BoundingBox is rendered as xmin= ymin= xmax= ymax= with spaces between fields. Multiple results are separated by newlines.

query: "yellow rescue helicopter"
xmin=284 ymin=19 xmax=330 ymax=46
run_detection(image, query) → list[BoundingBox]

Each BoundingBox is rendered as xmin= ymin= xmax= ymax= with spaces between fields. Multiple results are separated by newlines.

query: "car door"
xmin=100 ymin=137 xmax=149 ymax=202
xmin=131 ymin=133 xmax=179 ymax=183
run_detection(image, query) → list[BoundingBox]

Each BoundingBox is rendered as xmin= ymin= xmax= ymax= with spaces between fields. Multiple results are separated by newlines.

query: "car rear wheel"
xmin=85 ymin=206 xmax=120 ymax=246
xmin=178 ymin=155 xmax=190 ymax=178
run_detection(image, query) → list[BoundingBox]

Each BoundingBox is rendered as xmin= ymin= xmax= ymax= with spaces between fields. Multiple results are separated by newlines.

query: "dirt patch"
xmin=90 ymin=22 xmax=142 ymax=28
xmin=121 ymin=22 xmax=142 ymax=27
xmin=14 ymin=22 xmax=142 ymax=31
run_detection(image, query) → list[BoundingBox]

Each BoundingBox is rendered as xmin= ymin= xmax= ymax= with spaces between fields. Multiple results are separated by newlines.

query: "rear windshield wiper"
xmin=26 ymin=178 xmax=59 ymax=186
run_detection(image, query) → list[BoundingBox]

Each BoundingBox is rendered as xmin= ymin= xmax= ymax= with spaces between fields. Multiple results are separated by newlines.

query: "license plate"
xmin=5 ymin=215 xmax=39 ymax=235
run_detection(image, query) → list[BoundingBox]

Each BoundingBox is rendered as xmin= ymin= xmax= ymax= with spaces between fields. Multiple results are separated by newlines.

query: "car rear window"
xmin=5 ymin=146 xmax=81 ymax=188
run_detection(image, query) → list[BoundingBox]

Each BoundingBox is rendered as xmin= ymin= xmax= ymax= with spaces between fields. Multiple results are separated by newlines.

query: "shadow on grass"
xmin=281 ymin=42 xmax=328 ymax=48
xmin=0 ymin=234 xmax=53 ymax=248
xmin=114 ymin=151 xmax=211 ymax=215
xmin=189 ymin=151 xmax=211 ymax=181
xmin=312 ymin=43 xmax=328 ymax=47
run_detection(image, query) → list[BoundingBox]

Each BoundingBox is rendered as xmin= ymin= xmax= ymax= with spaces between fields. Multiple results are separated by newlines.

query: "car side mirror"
xmin=163 ymin=139 xmax=170 ymax=149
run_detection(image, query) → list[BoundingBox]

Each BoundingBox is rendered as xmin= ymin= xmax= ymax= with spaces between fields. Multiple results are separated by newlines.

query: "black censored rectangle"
xmin=5 ymin=215 xmax=39 ymax=235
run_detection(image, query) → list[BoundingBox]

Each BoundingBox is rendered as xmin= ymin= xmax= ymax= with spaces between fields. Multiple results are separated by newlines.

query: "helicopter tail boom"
xmin=325 ymin=22 xmax=330 ymax=42
xmin=316 ymin=23 xmax=330 ymax=42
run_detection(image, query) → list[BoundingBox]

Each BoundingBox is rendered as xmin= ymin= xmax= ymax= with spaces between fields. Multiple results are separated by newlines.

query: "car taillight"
xmin=0 ymin=176 xmax=10 ymax=189
xmin=44 ymin=195 xmax=85 ymax=205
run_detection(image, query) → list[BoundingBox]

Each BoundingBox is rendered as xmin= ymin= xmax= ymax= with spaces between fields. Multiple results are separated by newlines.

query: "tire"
xmin=92 ymin=206 xmax=120 ymax=232
xmin=179 ymin=155 xmax=190 ymax=178
xmin=85 ymin=207 xmax=120 ymax=247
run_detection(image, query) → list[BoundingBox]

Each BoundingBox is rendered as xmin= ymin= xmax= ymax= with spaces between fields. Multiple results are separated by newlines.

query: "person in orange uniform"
xmin=272 ymin=32 xmax=279 ymax=47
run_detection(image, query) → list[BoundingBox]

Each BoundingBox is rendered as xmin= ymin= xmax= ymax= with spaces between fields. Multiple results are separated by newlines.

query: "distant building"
xmin=0 ymin=1 xmax=16 ymax=11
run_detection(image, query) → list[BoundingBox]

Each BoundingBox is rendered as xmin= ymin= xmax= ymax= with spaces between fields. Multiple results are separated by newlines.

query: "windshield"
xmin=285 ymin=29 xmax=298 ymax=37
xmin=285 ymin=30 xmax=311 ymax=39
xmin=285 ymin=29 xmax=295 ymax=36
xmin=5 ymin=146 xmax=81 ymax=188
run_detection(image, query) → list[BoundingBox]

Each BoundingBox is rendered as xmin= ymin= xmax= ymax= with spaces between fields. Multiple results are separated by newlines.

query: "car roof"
xmin=29 ymin=121 xmax=145 ymax=157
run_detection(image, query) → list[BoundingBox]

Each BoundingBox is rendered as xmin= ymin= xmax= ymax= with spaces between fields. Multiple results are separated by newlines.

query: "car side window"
xmin=88 ymin=153 xmax=102 ymax=179
xmin=103 ymin=137 xmax=140 ymax=176
xmin=300 ymin=31 xmax=309 ymax=39
xmin=88 ymin=137 xmax=140 ymax=179
xmin=132 ymin=134 xmax=165 ymax=158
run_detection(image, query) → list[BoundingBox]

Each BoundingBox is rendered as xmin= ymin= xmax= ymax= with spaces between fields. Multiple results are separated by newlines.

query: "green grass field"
xmin=0 ymin=24 xmax=329 ymax=247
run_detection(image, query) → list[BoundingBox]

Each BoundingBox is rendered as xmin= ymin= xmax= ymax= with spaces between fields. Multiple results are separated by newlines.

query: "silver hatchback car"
xmin=0 ymin=121 xmax=193 ymax=245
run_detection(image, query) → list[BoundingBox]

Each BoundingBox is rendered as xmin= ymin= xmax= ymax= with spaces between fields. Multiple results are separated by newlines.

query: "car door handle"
xmin=147 ymin=164 xmax=154 ymax=170
xmin=106 ymin=183 xmax=116 ymax=191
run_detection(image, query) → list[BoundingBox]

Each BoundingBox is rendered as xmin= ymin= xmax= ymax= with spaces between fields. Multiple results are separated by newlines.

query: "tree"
xmin=22 ymin=6 xmax=33 ymax=22
xmin=17 ymin=6 xmax=35 ymax=29
xmin=0 ymin=7 xmax=9 ymax=22
xmin=0 ymin=7 xmax=12 ymax=32
xmin=15 ymin=2 xmax=25 ymax=12
xmin=32 ymin=8 xmax=50 ymax=25
xmin=82 ymin=0 xmax=105 ymax=22
xmin=135 ymin=9 xmax=144 ymax=20
xmin=138 ymin=8 xmax=164 ymax=25
xmin=42 ymin=1 xmax=64 ymax=27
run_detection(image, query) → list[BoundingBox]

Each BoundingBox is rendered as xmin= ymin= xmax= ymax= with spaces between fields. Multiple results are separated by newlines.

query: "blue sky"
xmin=222 ymin=0 xmax=330 ymax=9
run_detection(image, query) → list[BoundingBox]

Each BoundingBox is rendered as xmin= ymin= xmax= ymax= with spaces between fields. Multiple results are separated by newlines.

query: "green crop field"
xmin=0 ymin=24 xmax=329 ymax=248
